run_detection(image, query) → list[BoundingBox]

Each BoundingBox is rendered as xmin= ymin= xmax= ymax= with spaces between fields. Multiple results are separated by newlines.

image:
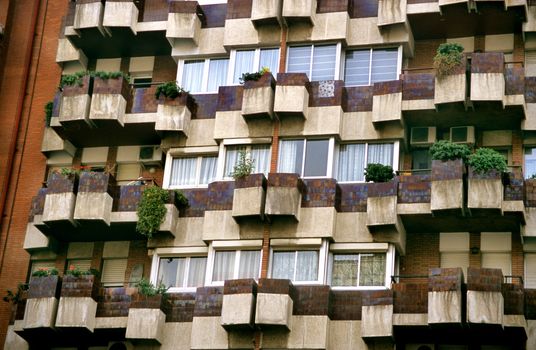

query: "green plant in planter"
xmin=430 ymin=140 xmax=471 ymax=162
xmin=59 ymin=71 xmax=88 ymax=89
xmin=136 ymin=186 xmax=170 ymax=238
xmin=155 ymin=81 xmax=188 ymax=99
xmin=231 ymin=150 xmax=255 ymax=180
xmin=137 ymin=278 xmax=168 ymax=297
xmin=44 ymin=101 xmax=53 ymax=127
xmin=239 ymin=66 xmax=270 ymax=84
xmin=364 ymin=163 xmax=394 ymax=183
xmin=31 ymin=267 xmax=59 ymax=277
xmin=174 ymin=190 xmax=189 ymax=207
xmin=58 ymin=167 xmax=80 ymax=177
xmin=65 ymin=265 xmax=101 ymax=278
xmin=3 ymin=283 xmax=28 ymax=304
xmin=92 ymin=71 xmax=130 ymax=81
xmin=467 ymin=148 xmax=508 ymax=174
xmin=433 ymin=42 xmax=464 ymax=79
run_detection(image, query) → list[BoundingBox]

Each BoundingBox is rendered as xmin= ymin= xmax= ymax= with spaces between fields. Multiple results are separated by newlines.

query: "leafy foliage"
xmin=136 ymin=186 xmax=169 ymax=238
xmin=59 ymin=167 xmax=80 ymax=177
xmin=31 ymin=268 xmax=59 ymax=277
xmin=3 ymin=283 xmax=28 ymax=304
xmin=137 ymin=278 xmax=168 ymax=297
xmin=155 ymin=81 xmax=187 ymax=99
xmin=59 ymin=71 xmax=88 ymax=89
xmin=468 ymin=148 xmax=508 ymax=174
xmin=231 ymin=150 xmax=255 ymax=180
xmin=430 ymin=140 xmax=471 ymax=161
xmin=93 ymin=71 xmax=130 ymax=81
xmin=239 ymin=66 xmax=270 ymax=84
xmin=364 ymin=163 xmax=394 ymax=183
xmin=65 ymin=265 xmax=100 ymax=278
xmin=44 ymin=101 xmax=54 ymax=127
xmin=174 ymin=190 xmax=189 ymax=207
xmin=433 ymin=42 xmax=464 ymax=78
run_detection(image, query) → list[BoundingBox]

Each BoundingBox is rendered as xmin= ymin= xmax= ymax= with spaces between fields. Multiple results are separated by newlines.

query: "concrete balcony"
xmin=41 ymin=172 xmax=79 ymax=230
xmin=377 ymin=0 xmax=407 ymax=27
xmin=221 ymin=279 xmax=257 ymax=330
xmin=155 ymin=94 xmax=194 ymax=136
xmin=430 ymin=159 xmax=465 ymax=215
xmin=251 ymin=0 xmax=282 ymax=26
xmin=274 ymin=73 xmax=310 ymax=120
xmin=73 ymin=0 xmax=105 ymax=36
xmin=241 ymin=72 xmax=276 ymax=120
xmin=232 ymin=174 xmax=267 ymax=222
xmin=434 ymin=58 xmax=467 ymax=106
xmin=255 ymin=279 xmax=293 ymax=330
xmin=372 ymin=80 xmax=403 ymax=126
xmin=41 ymin=127 xmax=76 ymax=158
xmin=166 ymin=1 xmax=204 ymax=46
xmin=361 ymin=290 xmax=394 ymax=339
xmin=102 ymin=0 xmax=139 ymax=35
xmin=265 ymin=173 xmax=305 ymax=222
xmin=73 ymin=171 xmax=116 ymax=227
xmin=58 ymin=75 xmax=93 ymax=128
xmin=467 ymin=167 xmax=504 ymax=215
xmin=55 ymin=38 xmax=87 ymax=69
xmin=428 ymin=268 xmax=463 ymax=325
xmin=470 ymin=52 xmax=506 ymax=107
xmin=282 ymin=0 xmax=316 ymax=25
xmin=89 ymin=76 xmax=130 ymax=127
xmin=126 ymin=294 xmax=167 ymax=344
xmin=466 ymin=267 xmax=504 ymax=327
xmin=22 ymin=276 xmax=61 ymax=339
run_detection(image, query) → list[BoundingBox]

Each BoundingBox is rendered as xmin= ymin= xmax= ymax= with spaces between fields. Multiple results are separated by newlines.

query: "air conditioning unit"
xmin=410 ymin=127 xmax=436 ymax=147
xmin=405 ymin=345 xmax=435 ymax=350
xmin=450 ymin=126 xmax=475 ymax=144
xmin=138 ymin=146 xmax=163 ymax=165
xmin=108 ymin=341 xmax=134 ymax=350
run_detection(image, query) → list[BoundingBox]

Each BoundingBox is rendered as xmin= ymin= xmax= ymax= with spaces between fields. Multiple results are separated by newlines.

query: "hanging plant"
xmin=136 ymin=186 xmax=170 ymax=238
xmin=433 ymin=42 xmax=464 ymax=79
xmin=155 ymin=81 xmax=188 ymax=99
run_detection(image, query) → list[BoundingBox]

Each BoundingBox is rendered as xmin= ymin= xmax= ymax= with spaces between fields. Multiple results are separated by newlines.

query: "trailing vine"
xmin=136 ymin=186 xmax=170 ymax=238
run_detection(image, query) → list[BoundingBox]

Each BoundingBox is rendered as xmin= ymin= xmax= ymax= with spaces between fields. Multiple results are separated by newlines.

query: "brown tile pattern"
xmin=525 ymin=179 xmax=536 ymax=207
xmin=226 ymin=0 xmax=252 ymax=19
xmin=93 ymin=76 xmax=130 ymax=99
xmin=471 ymin=52 xmax=504 ymax=74
xmin=129 ymin=86 xmax=158 ymax=114
xmin=329 ymin=290 xmax=362 ymax=320
xmin=169 ymin=0 xmax=207 ymax=26
xmin=373 ymin=80 xmax=403 ymax=96
xmin=62 ymin=75 xmax=92 ymax=97
xmin=502 ymin=283 xmax=524 ymax=315
xmin=202 ymin=4 xmax=228 ymax=28
xmin=361 ymin=290 xmax=393 ymax=306
xmin=193 ymin=286 xmax=223 ymax=317
xmin=159 ymin=93 xmax=197 ymax=118
xmin=505 ymin=67 xmax=524 ymax=95
xmin=130 ymin=293 xmax=167 ymax=311
xmin=27 ymin=276 xmax=61 ymax=299
xmin=257 ymin=278 xmax=293 ymax=295
xmin=467 ymin=267 xmax=503 ymax=292
xmin=317 ymin=0 xmax=351 ymax=13
xmin=60 ymin=275 xmax=100 ymax=300
xmin=367 ymin=181 xmax=398 ymax=198
xmin=309 ymin=80 xmax=344 ymax=107
xmin=468 ymin=166 xmax=502 ymax=180
xmin=276 ymin=73 xmax=310 ymax=86
xmin=393 ymin=282 xmax=428 ymax=314
xmin=402 ymin=73 xmax=435 ymax=100
xmin=142 ymin=0 xmax=169 ymax=22
xmin=267 ymin=173 xmax=306 ymax=193
xmin=235 ymin=173 xmax=267 ymax=189
xmin=47 ymin=172 xmax=79 ymax=194
xmin=301 ymin=178 xmax=340 ymax=208
xmin=191 ymin=94 xmax=218 ymax=119
xmin=428 ymin=268 xmax=463 ymax=292
xmin=504 ymin=169 xmax=524 ymax=201
xmin=115 ymin=185 xmax=145 ymax=212
xmin=398 ymin=174 xmax=431 ymax=204
xmin=180 ymin=188 xmax=209 ymax=217
xmin=350 ymin=0 xmax=378 ymax=18
xmin=206 ymin=181 xmax=235 ymax=210
xmin=343 ymin=86 xmax=373 ymax=112
xmin=78 ymin=171 xmax=116 ymax=195
xmin=28 ymin=188 xmax=48 ymax=222
xmin=525 ymin=77 xmax=536 ymax=103
xmin=96 ymin=288 xmax=133 ymax=317
xmin=431 ymin=159 xmax=465 ymax=181
xmin=244 ymin=72 xmax=276 ymax=90
xmin=525 ymin=289 xmax=536 ymax=319
xmin=216 ymin=86 xmax=244 ymax=112
xmin=224 ymin=279 xmax=258 ymax=294
xmin=166 ymin=293 xmax=196 ymax=322
xmin=292 ymin=285 xmax=331 ymax=316
xmin=338 ymin=183 xmax=368 ymax=212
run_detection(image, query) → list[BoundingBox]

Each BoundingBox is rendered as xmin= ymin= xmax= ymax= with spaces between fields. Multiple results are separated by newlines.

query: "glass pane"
xmin=296 ymin=251 xmax=319 ymax=281
xmin=367 ymin=143 xmax=394 ymax=166
xmin=158 ymin=258 xmax=178 ymax=288
xmin=187 ymin=257 xmax=207 ymax=287
xmin=207 ymin=59 xmax=229 ymax=92
xmin=182 ymin=60 xmax=204 ymax=93
xmin=312 ymin=45 xmax=337 ymax=81
xmin=272 ymin=251 xmax=295 ymax=280
xmin=233 ymin=50 xmax=255 ymax=84
xmin=287 ymin=46 xmax=312 ymax=77
xmin=371 ymin=48 xmax=398 ymax=84
xmin=170 ymin=157 xmax=197 ymax=187
xmin=260 ymin=48 xmax=279 ymax=74
xmin=526 ymin=147 xmax=536 ymax=179
xmin=331 ymin=254 xmax=359 ymax=287
xmin=359 ymin=254 xmax=386 ymax=286
xmin=224 ymin=146 xmax=246 ymax=177
xmin=199 ymin=156 xmax=218 ymax=185
xmin=412 ymin=149 xmax=431 ymax=170
xmin=344 ymin=49 xmax=371 ymax=86
xmin=238 ymin=250 xmax=261 ymax=279
xmin=212 ymin=251 xmax=235 ymax=282
xmin=278 ymin=140 xmax=304 ymax=174
xmin=337 ymin=144 xmax=366 ymax=182
xmin=304 ymin=139 xmax=329 ymax=177
xmin=251 ymin=145 xmax=271 ymax=175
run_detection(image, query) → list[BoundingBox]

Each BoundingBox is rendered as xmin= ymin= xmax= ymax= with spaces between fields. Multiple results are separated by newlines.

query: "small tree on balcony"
xmin=231 ymin=150 xmax=255 ymax=180
xmin=467 ymin=148 xmax=508 ymax=174
xmin=430 ymin=140 xmax=471 ymax=162
xmin=433 ymin=42 xmax=464 ymax=79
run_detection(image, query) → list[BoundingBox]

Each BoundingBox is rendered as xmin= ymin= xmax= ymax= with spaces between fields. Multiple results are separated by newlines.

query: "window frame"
xmin=277 ymin=138 xmax=335 ymax=179
xmin=228 ymin=47 xmax=280 ymax=85
xmin=341 ymin=46 xmax=403 ymax=87
xmin=286 ymin=43 xmax=342 ymax=81
xmin=177 ymin=57 xmax=230 ymax=94
xmin=334 ymin=141 xmax=399 ymax=183
xmin=206 ymin=241 xmax=263 ymax=286
xmin=164 ymin=148 xmax=219 ymax=189
xmin=151 ymin=253 xmax=208 ymax=293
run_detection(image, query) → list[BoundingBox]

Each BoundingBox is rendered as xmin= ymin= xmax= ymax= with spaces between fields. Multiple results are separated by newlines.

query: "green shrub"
xmin=31 ymin=268 xmax=59 ymax=277
xmin=239 ymin=66 xmax=270 ymax=84
xmin=174 ymin=190 xmax=189 ymax=207
xmin=155 ymin=81 xmax=187 ymax=99
xmin=433 ymin=42 xmax=464 ymax=78
xmin=136 ymin=186 xmax=170 ymax=238
xmin=59 ymin=167 xmax=80 ymax=177
xmin=3 ymin=283 xmax=28 ymax=304
xmin=468 ymin=148 xmax=508 ymax=174
xmin=44 ymin=101 xmax=53 ymax=127
xmin=59 ymin=71 xmax=88 ymax=89
xmin=364 ymin=163 xmax=394 ymax=183
xmin=430 ymin=140 xmax=471 ymax=161
xmin=231 ymin=150 xmax=255 ymax=180
xmin=137 ymin=278 xmax=168 ymax=297
xmin=92 ymin=70 xmax=130 ymax=81
xmin=65 ymin=265 xmax=100 ymax=278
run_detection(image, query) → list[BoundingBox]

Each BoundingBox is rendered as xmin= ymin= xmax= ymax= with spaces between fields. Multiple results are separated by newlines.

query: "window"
xmin=169 ymin=155 xmax=217 ymax=188
xmin=231 ymin=48 xmax=279 ymax=84
xmin=525 ymin=253 xmax=536 ymax=288
xmin=287 ymin=44 xmax=339 ymax=81
xmin=481 ymin=232 xmax=511 ymax=277
xmin=180 ymin=58 xmax=229 ymax=93
xmin=30 ymin=260 xmax=56 ymax=281
xmin=337 ymin=143 xmax=395 ymax=182
xmin=101 ymin=258 xmax=128 ymax=287
xmin=272 ymin=250 xmax=319 ymax=282
xmin=440 ymin=232 xmax=469 ymax=280
xmin=278 ymin=139 xmax=332 ymax=177
xmin=412 ymin=149 xmax=431 ymax=171
xmin=157 ymin=256 xmax=207 ymax=290
xmin=224 ymin=144 xmax=271 ymax=177
xmin=211 ymin=250 xmax=261 ymax=284
xmin=344 ymin=48 xmax=399 ymax=86
xmin=525 ymin=147 xmax=536 ymax=179
xmin=328 ymin=253 xmax=386 ymax=287
xmin=132 ymin=77 xmax=152 ymax=89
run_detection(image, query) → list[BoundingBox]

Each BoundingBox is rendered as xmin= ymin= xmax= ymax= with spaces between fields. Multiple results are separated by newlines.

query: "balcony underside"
xmin=18 ymin=327 xmax=126 ymax=348
xmin=400 ymin=213 xmax=522 ymax=234
xmin=408 ymin=2 xmax=526 ymax=40
xmin=37 ymin=220 xmax=147 ymax=242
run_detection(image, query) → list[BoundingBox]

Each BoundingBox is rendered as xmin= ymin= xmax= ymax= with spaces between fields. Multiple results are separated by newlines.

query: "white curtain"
xmin=200 ymin=156 xmax=217 ymax=185
xmin=212 ymin=251 xmax=235 ymax=282
xmin=207 ymin=59 xmax=229 ymax=92
xmin=238 ymin=250 xmax=261 ymax=279
xmin=296 ymin=251 xmax=318 ymax=282
xmin=251 ymin=145 xmax=271 ymax=175
xmin=359 ymin=253 xmax=386 ymax=287
xmin=158 ymin=258 xmax=178 ymax=287
xmin=371 ymin=48 xmax=398 ymax=84
xmin=278 ymin=140 xmax=304 ymax=174
xmin=526 ymin=148 xmax=536 ymax=179
xmin=330 ymin=254 xmax=359 ymax=287
xmin=338 ymin=144 xmax=366 ymax=182
xmin=187 ymin=257 xmax=207 ymax=288
xmin=287 ymin=46 xmax=312 ymax=77
xmin=170 ymin=157 xmax=197 ymax=187
xmin=234 ymin=50 xmax=255 ymax=84
xmin=224 ymin=146 xmax=245 ymax=177
xmin=367 ymin=143 xmax=394 ymax=166
xmin=344 ymin=49 xmax=370 ymax=86
xmin=260 ymin=48 xmax=279 ymax=74
xmin=312 ymin=44 xmax=337 ymax=81
xmin=182 ymin=60 xmax=204 ymax=93
xmin=272 ymin=251 xmax=295 ymax=280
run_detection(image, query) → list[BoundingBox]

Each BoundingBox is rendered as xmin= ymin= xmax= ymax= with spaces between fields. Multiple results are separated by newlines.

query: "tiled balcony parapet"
xmin=525 ymin=289 xmax=536 ymax=319
xmin=338 ymin=183 xmax=368 ymax=212
xmin=372 ymin=80 xmax=403 ymax=125
xmin=428 ymin=268 xmax=463 ymax=324
xmin=242 ymin=72 xmax=276 ymax=120
xmin=329 ymin=290 xmax=363 ymax=320
xmin=217 ymin=85 xmax=244 ymax=112
xmin=343 ymin=86 xmax=373 ymax=112
xmin=115 ymin=185 xmax=145 ymax=212
xmin=129 ymin=86 xmax=158 ymax=114
xmin=74 ymin=172 xmax=116 ymax=226
xmin=309 ymin=80 xmax=344 ymax=107
xmin=96 ymin=287 xmax=133 ymax=318
xmin=28 ymin=188 xmax=48 ymax=222
xmin=526 ymin=77 xmax=536 ymax=103
xmin=392 ymin=282 xmax=428 ymax=314
xmin=503 ymin=283 xmax=525 ymax=316
xmin=167 ymin=1 xmax=205 ymax=46
xmin=282 ymin=0 xmax=317 ymax=25
xmin=434 ymin=56 xmax=466 ymax=105
xmin=251 ymin=0 xmax=282 ymax=26
xmin=505 ymin=169 xmax=524 ymax=201
xmin=467 ymin=166 xmax=503 ymax=214
xmin=292 ymin=285 xmax=330 ymax=316
xmin=505 ymin=67 xmax=525 ymax=96
xmin=401 ymin=73 xmax=435 ymax=101
xmin=103 ymin=0 xmax=139 ymax=34
xmin=430 ymin=159 xmax=465 ymax=214
xmin=56 ymin=275 xmax=100 ymax=332
xmin=470 ymin=52 xmax=505 ymax=103
xmin=265 ymin=173 xmax=306 ymax=221
xmin=207 ymin=181 xmax=235 ymax=211
xmin=255 ymin=278 xmax=294 ymax=329
xmin=155 ymin=94 xmax=195 ymax=136
xmin=221 ymin=279 xmax=257 ymax=329
xmin=361 ymin=290 xmax=393 ymax=338
xmin=59 ymin=75 xmax=93 ymax=126
xmin=194 ymin=286 xmax=224 ymax=317
xmin=23 ymin=275 xmax=61 ymax=331
xmin=191 ymin=94 xmax=218 ymax=119
xmin=232 ymin=174 xmax=267 ymax=221
xmin=301 ymin=178 xmax=340 ymax=208
xmin=42 ymin=173 xmax=79 ymax=226
xmin=466 ymin=267 xmax=504 ymax=326
xmin=60 ymin=275 xmax=100 ymax=300
xmin=126 ymin=294 xmax=168 ymax=344
xmin=274 ymin=73 xmax=310 ymax=119
xmin=89 ymin=76 xmax=130 ymax=127
xmin=180 ymin=188 xmax=209 ymax=217
xmin=525 ymin=179 xmax=536 ymax=207
xmin=166 ymin=293 xmax=196 ymax=322
xmin=397 ymin=174 xmax=431 ymax=204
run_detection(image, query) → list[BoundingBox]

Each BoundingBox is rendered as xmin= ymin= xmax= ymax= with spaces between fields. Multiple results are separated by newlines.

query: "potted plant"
xmin=467 ymin=148 xmax=508 ymax=212
xmin=230 ymin=151 xmax=267 ymax=221
xmin=433 ymin=43 xmax=466 ymax=105
xmin=241 ymin=67 xmax=276 ymax=119
xmin=433 ymin=43 xmax=464 ymax=79
xmin=154 ymin=81 xmax=195 ymax=133
xmin=365 ymin=163 xmax=397 ymax=198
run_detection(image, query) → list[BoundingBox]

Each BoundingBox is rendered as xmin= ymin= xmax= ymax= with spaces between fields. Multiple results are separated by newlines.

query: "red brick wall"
xmin=512 ymin=233 xmax=524 ymax=283
xmin=399 ymin=232 xmax=440 ymax=276
xmin=125 ymin=240 xmax=151 ymax=285
xmin=469 ymin=232 xmax=481 ymax=268
xmin=152 ymin=55 xmax=178 ymax=83
xmin=407 ymin=39 xmax=446 ymax=71
xmin=512 ymin=130 xmax=523 ymax=167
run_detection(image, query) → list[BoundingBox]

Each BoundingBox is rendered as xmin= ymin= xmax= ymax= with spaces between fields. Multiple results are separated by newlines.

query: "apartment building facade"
xmin=2 ymin=0 xmax=536 ymax=349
